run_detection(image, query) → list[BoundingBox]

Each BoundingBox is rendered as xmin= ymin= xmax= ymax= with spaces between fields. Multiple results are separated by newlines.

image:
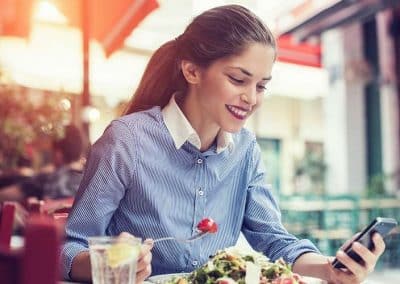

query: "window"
xmin=257 ymin=138 xmax=281 ymax=195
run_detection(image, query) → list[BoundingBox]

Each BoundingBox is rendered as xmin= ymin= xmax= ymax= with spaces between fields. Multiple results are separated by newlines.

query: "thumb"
xmin=340 ymin=232 xmax=360 ymax=250
xmin=144 ymin=238 xmax=154 ymax=248
xmin=139 ymin=239 xmax=154 ymax=258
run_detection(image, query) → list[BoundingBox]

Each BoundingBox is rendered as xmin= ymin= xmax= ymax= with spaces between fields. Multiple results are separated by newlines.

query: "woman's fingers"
xmin=115 ymin=233 xmax=154 ymax=283
xmin=143 ymin=238 xmax=155 ymax=248
xmin=114 ymin=234 xmax=154 ymax=283
xmin=351 ymin=241 xmax=375 ymax=273
xmin=332 ymin=233 xmax=386 ymax=284
xmin=371 ymin=233 xmax=386 ymax=256
xmin=334 ymin=250 xmax=365 ymax=279
xmin=139 ymin=239 xmax=154 ymax=259
xmin=340 ymin=232 xmax=360 ymax=251
xmin=137 ymin=240 xmax=153 ymax=272
xmin=136 ymin=264 xmax=152 ymax=283
xmin=136 ymin=238 xmax=154 ymax=283
xmin=327 ymin=259 xmax=357 ymax=284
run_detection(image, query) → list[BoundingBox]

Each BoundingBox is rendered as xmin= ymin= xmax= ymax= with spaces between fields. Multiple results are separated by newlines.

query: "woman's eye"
xmin=257 ymin=85 xmax=267 ymax=92
xmin=228 ymin=75 xmax=244 ymax=84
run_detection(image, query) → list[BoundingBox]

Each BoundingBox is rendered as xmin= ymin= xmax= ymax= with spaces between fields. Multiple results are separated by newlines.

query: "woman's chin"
xmin=223 ymin=124 xmax=245 ymax=133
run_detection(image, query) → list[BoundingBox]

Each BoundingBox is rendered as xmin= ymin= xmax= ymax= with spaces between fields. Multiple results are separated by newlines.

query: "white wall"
xmin=322 ymin=24 xmax=367 ymax=195
xmin=247 ymin=95 xmax=324 ymax=194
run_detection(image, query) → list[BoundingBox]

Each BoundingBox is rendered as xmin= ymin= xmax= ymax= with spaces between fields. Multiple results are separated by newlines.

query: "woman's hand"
xmin=117 ymin=233 xmax=154 ymax=284
xmin=136 ymin=239 xmax=154 ymax=283
xmin=327 ymin=233 xmax=385 ymax=283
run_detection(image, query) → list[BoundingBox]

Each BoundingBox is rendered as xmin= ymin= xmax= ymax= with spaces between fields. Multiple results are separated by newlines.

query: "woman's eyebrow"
xmin=228 ymin=66 xmax=272 ymax=81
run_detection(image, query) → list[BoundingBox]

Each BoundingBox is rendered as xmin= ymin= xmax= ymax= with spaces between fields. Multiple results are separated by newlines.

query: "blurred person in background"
xmin=0 ymin=124 xmax=85 ymax=202
xmin=62 ymin=5 xmax=386 ymax=284
xmin=0 ymin=155 xmax=35 ymax=189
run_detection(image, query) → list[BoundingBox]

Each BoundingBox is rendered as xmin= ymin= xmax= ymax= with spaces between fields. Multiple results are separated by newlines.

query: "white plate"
xmin=147 ymin=273 xmax=189 ymax=283
xmin=147 ymin=273 xmax=327 ymax=284
xmin=302 ymin=276 xmax=328 ymax=284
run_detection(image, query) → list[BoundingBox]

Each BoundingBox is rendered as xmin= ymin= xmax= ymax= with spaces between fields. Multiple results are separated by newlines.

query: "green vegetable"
xmin=165 ymin=247 xmax=303 ymax=284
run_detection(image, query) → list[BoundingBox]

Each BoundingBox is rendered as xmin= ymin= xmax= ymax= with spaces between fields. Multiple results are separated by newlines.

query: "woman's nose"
xmin=241 ymin=87 xmax=257 ymax=105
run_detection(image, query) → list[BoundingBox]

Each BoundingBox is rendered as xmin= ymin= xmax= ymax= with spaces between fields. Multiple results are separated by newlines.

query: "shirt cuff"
xmin=284 ymin=239 xmax=321 ymax=264
xmin=61 ymin=242 xmax=89 ymax=280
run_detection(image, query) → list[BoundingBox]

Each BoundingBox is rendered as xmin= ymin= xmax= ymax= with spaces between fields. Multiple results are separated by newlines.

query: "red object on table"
xmin=197 ymin=218 xmax=218 ymax=233
xmin=0 ymin=202 xmax=16 ymax=249
xmin=0 ymin=214 xmax=62 ymax=284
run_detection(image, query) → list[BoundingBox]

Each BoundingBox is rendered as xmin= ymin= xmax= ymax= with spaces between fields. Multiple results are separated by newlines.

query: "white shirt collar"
xmin=162 ymin=95 xmax=233 ymax=153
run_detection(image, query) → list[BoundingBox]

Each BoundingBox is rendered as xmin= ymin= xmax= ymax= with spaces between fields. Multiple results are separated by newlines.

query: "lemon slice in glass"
xmin=106 ymin=243 xmax=141 ymax=268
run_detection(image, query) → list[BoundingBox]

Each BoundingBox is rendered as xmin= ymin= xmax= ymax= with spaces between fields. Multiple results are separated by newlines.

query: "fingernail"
xmin=353 ymin=242 xmax=361 ymax=248
xmin=337 ymin=250 xmax=345 ymax=257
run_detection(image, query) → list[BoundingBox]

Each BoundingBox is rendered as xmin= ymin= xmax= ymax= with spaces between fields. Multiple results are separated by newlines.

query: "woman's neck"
xmin=179 ymin=93 xmax=220 ymax=151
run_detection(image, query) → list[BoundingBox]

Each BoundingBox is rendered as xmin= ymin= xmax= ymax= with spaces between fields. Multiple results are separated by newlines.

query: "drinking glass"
xmin=88 ymin=236 xmax=142 ymax=284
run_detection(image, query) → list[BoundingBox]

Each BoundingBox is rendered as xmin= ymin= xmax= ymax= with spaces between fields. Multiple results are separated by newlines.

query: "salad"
xmin=166 ymin=247 xmax=307 ymax=284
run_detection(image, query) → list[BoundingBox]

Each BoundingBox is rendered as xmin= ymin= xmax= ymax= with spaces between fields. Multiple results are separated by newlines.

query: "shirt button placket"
xmin=193 ymin=156 xmax=204 ymax=264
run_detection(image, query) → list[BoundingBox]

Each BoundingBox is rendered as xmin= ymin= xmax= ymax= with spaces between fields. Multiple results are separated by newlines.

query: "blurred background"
xmin=1 ymin=0 xmax=399 ymax=282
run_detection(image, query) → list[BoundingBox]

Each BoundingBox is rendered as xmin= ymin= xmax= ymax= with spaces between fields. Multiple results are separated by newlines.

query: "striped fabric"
xmin=61 ymin=106 xmax=319 ymax=279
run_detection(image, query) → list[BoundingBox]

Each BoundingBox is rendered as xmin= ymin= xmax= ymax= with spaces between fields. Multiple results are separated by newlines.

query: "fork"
xmin=153 ymin=231 xmax=208 ymax=243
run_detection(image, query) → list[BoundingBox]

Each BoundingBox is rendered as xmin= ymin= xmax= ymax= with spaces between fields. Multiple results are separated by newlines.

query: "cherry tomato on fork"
xmin=197 ymin=218 xmax=218 ymax=233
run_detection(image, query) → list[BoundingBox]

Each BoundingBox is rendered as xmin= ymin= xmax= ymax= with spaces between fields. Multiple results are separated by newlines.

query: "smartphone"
xmin=332 ymin=217 xmax=398 ymax=269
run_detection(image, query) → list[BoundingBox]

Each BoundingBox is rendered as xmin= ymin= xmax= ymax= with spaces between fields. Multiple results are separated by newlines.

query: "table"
xmin=60 ymin=282 xmax=153 ymax=284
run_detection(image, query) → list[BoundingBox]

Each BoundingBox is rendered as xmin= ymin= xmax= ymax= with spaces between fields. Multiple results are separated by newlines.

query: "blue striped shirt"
xmin=61 ymin=106 xmax=319 ymax=279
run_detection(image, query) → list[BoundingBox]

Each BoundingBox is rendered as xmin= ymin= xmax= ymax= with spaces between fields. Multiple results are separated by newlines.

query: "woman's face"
xmin=193 ymin=43 xmax=275 ymax=133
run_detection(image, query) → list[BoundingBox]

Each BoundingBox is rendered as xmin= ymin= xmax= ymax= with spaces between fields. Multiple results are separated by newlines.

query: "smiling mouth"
xmin=226 ymin=105 xmax=249 ymax=120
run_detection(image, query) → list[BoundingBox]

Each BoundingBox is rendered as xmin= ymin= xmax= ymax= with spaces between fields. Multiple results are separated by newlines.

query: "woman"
xmin=62 ymin=5 xmax=385 ymax=284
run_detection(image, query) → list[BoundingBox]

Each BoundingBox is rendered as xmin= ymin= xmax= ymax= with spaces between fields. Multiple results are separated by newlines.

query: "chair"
xmin=0 ymin=202 xmax=17 ymax=249
xmin=0 ymin=214 xmax=62 ymax=284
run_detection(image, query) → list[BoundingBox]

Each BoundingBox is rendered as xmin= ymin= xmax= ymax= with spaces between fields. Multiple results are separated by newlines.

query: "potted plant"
xmin=0 ymin=69 xmax=70 ymax=171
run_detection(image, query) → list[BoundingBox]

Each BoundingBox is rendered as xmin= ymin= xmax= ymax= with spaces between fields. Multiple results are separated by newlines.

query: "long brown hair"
xmin=124 ymin=4 xmax=276 ymax=114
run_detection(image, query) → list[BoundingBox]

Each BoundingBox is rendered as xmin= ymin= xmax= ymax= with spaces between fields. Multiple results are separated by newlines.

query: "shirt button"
xmin=196 ymin=158 xmax=203 ymax=164
xmin=192 ymin=260 xmax=199 ymax=266
xmin=198 ymin=190 xmax=204 ymax=196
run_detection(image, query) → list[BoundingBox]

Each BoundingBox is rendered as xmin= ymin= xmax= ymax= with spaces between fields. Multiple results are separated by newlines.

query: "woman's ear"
xmin=181 ymin=60 xmax=201 ymax=84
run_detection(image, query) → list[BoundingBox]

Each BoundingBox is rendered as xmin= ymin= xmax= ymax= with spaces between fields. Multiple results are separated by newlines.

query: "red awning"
xmin=55 ymin=0 xmax=159 ymax=56
xmin=0 ymin=0 xmax=159 ymax=56
xmin=277 ymin=35 xmax=322 ymax=68
xmin=0 ymin=1 xmax=322 ymax=68
xmin=0 ymin=0 xmax=34 ymax=38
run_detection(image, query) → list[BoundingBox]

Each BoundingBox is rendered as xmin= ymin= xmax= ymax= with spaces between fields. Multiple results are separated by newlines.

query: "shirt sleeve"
xmin=61 ymin=120 xmax=137 ymax=280
xmin=242 ymin=141 xmax=320 ymax=264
